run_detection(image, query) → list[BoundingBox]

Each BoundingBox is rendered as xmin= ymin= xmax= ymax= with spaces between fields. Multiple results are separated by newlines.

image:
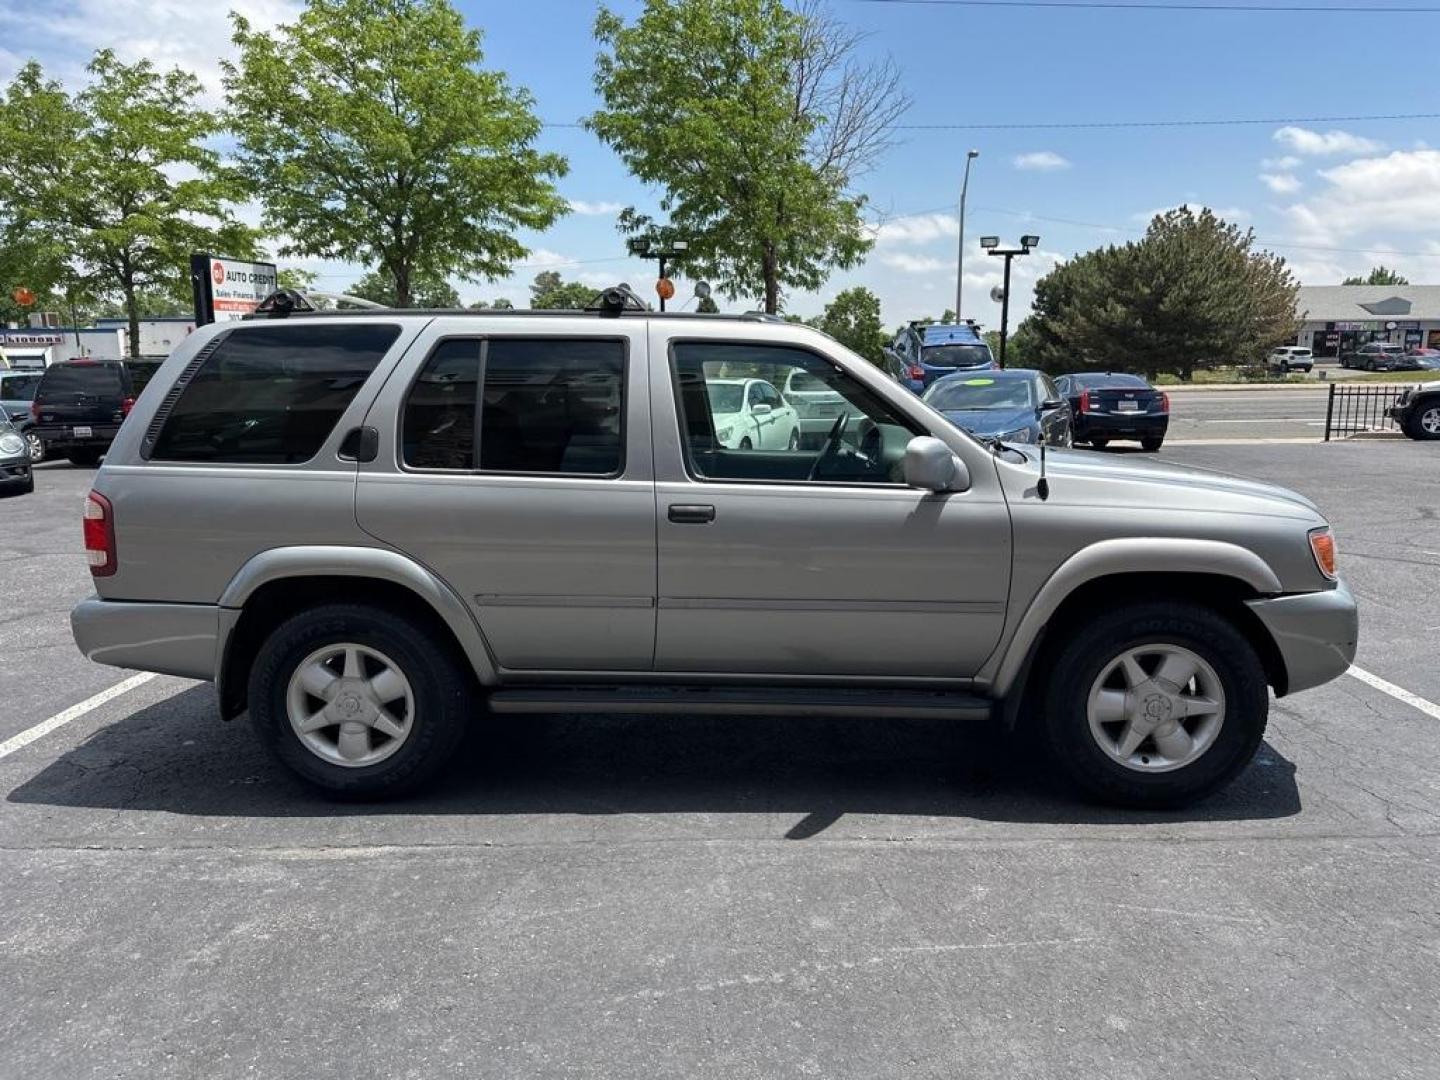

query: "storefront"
xmin=1294 ymin=285 xmax=1440 ymax=358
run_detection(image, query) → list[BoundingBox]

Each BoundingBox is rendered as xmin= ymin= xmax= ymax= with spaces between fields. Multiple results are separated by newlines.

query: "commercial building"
xmin=1294 ymin=285 xmax=1440 ymax=358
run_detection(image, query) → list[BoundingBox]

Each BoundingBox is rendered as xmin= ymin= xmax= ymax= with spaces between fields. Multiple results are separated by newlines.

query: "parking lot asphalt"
xmin=2 ymin=446 xmax=1438 ymax=1079
xmin=1166 ymin=386 xmax=1332 ymax=441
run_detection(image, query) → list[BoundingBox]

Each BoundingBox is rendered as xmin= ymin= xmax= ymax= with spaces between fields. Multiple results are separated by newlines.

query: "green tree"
xmin=224 ymin=0 xmax=567 ymax=308
xmin=469 ymin=297 xmax=515 ymax=309
xmin=588 ymin=0 xmax=907 ymax=313
xmin=0 ymin=52 xmax=257 ymax=356
xmin=983 ymin=320 xmax=1039 ymax=369
xmin=278 ymin=268 xmax=320 ymax=292
xmin=1342 ymin=266 xmax=1409 ymax=286
xmin=816 ymin=286 xmax=886 ymax=364
xmin=349 ymin=267 xmax=459 ymax=307
xmin=529 ymin=270 xmax=598 ymax=310
xmin=1026 ymin=207 xmax=1298 ymax=380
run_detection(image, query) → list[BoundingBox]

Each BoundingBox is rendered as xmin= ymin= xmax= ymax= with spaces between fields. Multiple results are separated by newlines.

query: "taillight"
xmin=121 ymin=396 xmax=135 ymax=417
xmin=1159 ymin=391 xmax=1170 ymax=414
xmin=30 ymin=401 xmax=41 ymax=421
xmin=906 ymin=364 xmax=925 ymax=381
xmin=83 ymin=491 xmax=117 ymax=577
xmin=1078 ymin=390 xmax=1090 ymax=413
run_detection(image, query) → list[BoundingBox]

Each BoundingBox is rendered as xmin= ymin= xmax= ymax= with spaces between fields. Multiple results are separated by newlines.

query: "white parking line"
xmin=0 ymin=673 xmax=156 ymax=761
xmin=1348 ymin=665 xmax=1440 ymax=721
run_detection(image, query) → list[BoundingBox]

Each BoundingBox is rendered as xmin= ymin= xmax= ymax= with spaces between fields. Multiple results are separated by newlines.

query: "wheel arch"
xmin=215 ymin=546 xmax=498 ymax=720
xmin=985 ymin=538 xmax=1287 ymax=707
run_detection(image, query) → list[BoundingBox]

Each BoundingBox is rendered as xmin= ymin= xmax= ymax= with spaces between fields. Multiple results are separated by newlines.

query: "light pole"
xmin=980 ymin=234 xmax=1039 ymax=369
xmin=626 ymin=235 xmax=689 ymax=311
xmin=955 ymin=149 xmax=979 ymax=320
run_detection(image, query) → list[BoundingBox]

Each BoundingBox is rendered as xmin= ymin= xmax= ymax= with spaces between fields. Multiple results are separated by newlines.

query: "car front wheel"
xmin=1406 ymin=401 xmax=1440 ymax=440
xmin=248 ymin=603 xmax=471 ymax=799
xmin=1041 ymin=601 xmax=1268 ymax=808
xmin=23 ymin=430 xmax=44 ymax=463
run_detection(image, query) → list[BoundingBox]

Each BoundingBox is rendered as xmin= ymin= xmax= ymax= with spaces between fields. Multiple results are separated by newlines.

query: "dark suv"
xmin=31 ymin=360 xmax=137 ymax=466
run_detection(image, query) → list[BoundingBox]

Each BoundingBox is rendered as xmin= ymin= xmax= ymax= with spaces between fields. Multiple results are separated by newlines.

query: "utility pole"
xmin=626 ymin=235 xmax=689 ymax=311
xmin=955 ymin=149 xmax=979 ymax=320
xmin=980 ymin=235 xmax=1039 ymax=369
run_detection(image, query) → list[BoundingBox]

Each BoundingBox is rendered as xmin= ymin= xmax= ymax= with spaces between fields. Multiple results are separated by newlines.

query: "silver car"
xmin=70 ymin=297 xmax=1358 ymax=807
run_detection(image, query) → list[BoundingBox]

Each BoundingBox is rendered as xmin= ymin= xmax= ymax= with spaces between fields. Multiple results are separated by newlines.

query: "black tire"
xmin=23 ymin=430 xmax=44 ymax=463
xmin=1040 ymin=601 xmax=1268 ymax=808
xmin=1089 ymin=436 xmax=1109 ymax=449
xmin=787 ymin=428 xmax=801 ymax=451
xmin=1405 ymin=400 xmax=1440 ymax=441
xmin=66 ymin=449 xmax=101 ymax=467
xmin=738 ymin=436 xmax=752 ymax=450
xmin=248 ymin=603 xmax=471 ymax=799
xmin=1141 ymin=437 xmax=1163 ymax=452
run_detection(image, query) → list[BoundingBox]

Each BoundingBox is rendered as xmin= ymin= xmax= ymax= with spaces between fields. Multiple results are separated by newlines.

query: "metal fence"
xmin=1323 ymin=382 xmax=1419 ymax=441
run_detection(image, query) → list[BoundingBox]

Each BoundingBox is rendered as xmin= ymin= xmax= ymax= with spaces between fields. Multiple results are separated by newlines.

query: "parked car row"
xmin=1339 ymin=342 xmax=1440 ymax=372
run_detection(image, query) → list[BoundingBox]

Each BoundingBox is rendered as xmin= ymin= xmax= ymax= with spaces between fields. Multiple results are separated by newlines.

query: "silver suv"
xmin=70 ymin=295 xmax=1358 ymax=807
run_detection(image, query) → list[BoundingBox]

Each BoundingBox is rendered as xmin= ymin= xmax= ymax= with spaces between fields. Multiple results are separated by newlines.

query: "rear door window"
xmin=402 ymin=337 xmax=625 ymax=475
xmin=151 ymin=323 xmax=399 ymax=464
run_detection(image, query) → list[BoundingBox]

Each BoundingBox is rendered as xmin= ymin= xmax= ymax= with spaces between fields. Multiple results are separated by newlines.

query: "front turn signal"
xmin=1309 ymin=527 xmax=1337 ymax=580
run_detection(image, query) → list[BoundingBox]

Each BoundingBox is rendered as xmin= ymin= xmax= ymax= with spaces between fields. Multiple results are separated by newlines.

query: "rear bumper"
xmin=70 ymin=596 xmax=219 ymax=680
xmin=33 ymin=423 xmax=120 ymax=449
xmin=1246 ymin=580 xmax=1358 ymax=695
xmin=1076 ymin=414 xmax=1169 ymax=439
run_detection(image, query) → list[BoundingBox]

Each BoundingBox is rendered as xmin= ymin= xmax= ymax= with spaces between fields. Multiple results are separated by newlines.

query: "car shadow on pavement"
xmin=8 ymin=684 xmax=1301 ymax=830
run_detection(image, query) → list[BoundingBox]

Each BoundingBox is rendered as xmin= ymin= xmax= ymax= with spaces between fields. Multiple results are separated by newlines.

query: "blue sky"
xmin=3 ymin=0 xmax=1440 ymax=325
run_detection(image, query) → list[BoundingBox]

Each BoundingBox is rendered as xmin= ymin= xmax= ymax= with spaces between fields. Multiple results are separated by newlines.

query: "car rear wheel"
xmin=1089 ymin=437 xmax=1109 ymax=449
xmin=248 ymin=603 xmax=471 ymax=799
xmin=1040 ymin=601 xmax=1268 ymax=808
xmin=1141 ymin=437 xmax=1163 ymax=452
xmin=1406 ymin=401 xmax=1440 ymax=440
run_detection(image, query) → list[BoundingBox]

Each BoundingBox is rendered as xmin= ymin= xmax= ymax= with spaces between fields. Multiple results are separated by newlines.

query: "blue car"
xmin=885 ymin=322 xmax=995 ymax=393
xmin=922 ymin=368 xmax=1072 ymax=447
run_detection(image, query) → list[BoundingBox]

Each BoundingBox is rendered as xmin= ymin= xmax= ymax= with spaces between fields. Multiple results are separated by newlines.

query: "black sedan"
xmin=1388 ymin=382 xmax=1440 ymax=440
xmin=1054 ymin=371 xmax=1169 ymax=451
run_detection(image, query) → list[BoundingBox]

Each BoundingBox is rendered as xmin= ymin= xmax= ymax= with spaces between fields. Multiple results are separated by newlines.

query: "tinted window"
xmin=922 ymin=344 xmax=991 ymax=369
xmin=152 ymin=324 xmax=398 ymax=464
xmin=1072 ymin=373 xmax=1150 ymax=389
xmin=38 ymin=363 xmax=123 ymax=399
xmin=0 ymin=373 xmax=42 ymax=400
xmin=402 ymin=338 xmax=625 ymax=475
xmin=403 ymin=340 xmax=478 ymax=469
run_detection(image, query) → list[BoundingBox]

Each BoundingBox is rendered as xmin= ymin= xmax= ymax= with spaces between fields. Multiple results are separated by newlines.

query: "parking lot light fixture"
xmin=983 ymin=237 xmax=1039 ymax=369
xmin=979 ymin=236 xmax=1000 ymax=251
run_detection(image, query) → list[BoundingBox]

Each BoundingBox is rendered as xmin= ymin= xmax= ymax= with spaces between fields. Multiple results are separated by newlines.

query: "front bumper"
xmin=71 ymin=596 xmax=220 ymax=680
xmin=0 ymin=456 xmax=31 ymax=485
xmin=1245 ymin=580 xmax=1359 ymax=695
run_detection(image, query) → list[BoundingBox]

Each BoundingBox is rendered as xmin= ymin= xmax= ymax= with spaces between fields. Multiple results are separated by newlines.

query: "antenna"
xmin=1037 ymin=440 xmax=1050 ymax=500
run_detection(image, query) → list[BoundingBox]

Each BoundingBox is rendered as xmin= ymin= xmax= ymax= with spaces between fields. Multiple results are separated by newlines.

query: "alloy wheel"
xmin=23 ymin=431 xmax=44 ymax=463
xmin=1086 ymin=644 xmax=1226 ymax=773
xmin=285 ymin=643 xmax=415 ymax=767
xmin=1421 ymin=406 xmax=1440 ymax=435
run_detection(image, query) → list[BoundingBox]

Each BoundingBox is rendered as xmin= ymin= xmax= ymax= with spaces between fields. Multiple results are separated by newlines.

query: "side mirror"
xmin=1040 ymin=398 xmax=1066 ymax=411
xmin=903 ymin=436 xmax=971 ymax=493
xmin=751 ymin=403 xmax=772 ymax=415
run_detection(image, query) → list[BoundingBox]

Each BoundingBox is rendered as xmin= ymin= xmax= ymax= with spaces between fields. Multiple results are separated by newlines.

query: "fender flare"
xmin=217 ymin=545 xmax=500 ymax=686
xmin=983 ymin=537 xmax=1282 ymax=697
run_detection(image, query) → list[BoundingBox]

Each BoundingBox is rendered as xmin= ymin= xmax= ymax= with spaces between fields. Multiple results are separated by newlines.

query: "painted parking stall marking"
xmin=0 ymin=673 xmax=156 ymax=761
xmin=1347 ymin=665 xmax=1440 ymax=721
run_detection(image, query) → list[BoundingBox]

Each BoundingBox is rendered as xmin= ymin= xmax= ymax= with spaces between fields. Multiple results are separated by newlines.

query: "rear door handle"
xmin=668 ymin=504 xmax=716 ymax=524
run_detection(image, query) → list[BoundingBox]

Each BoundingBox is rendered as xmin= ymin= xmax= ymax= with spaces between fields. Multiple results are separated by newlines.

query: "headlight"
xmin=996 ymin=426 xmax=1036 ymax=444
xmin=0 ymin=433 xmax=25 ymax=457
xmin=1309 ymin=526 xmax=1337 ymax=580
xmin=715 ymin=426 xmax=733 ymax=442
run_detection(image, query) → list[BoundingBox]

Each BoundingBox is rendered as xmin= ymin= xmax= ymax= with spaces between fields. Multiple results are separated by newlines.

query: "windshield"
xmin=926 ymin=376 xmax=1036 ymax=411
xmin=0 ymin=373 xmax=42 ymax=400
xmin=922 ymin=344 xmax=991 ymax=369
xmin=706 ymin=384 xmax=744 ymax=413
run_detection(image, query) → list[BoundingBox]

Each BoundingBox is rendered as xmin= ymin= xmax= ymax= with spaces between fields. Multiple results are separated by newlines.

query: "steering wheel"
xmin=806 ymin=412 xmax=851 ymax=481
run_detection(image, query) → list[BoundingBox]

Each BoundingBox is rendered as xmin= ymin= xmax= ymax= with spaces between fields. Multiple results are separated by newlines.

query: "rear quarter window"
xmin=150 ymin=323 xmax=400 ymax=464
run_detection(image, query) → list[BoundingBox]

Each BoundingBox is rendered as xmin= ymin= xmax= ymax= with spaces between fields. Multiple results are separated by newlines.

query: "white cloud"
xmin=878 ymin=252 xmax=949 ymax=274
xmin=1259 ymin=173 xmax=1302 ymax=194
xmin=517 ymin=248 xmax=579 ymax=269
xmin=568 ymin=199 xmax=625 ymax=216
xmin=0 ymin=0 xmax=301 ymax=106
xmin=868 ymin=212 xmax=957 ymax=246
xmin=1013 ymin=151 xmax=1071 ymax=172
xmin=1284 ymin=149 xmax=1440 ymax=241
xmin=1261 ymin=155 xmax=1302 ymax=170
xmin=1273 ymin=126 xmax=1385 ymax=157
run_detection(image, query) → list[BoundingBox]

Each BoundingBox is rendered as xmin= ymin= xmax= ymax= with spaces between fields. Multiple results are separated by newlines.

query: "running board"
xmin=487 ymin=685 xmax=994 ymax=720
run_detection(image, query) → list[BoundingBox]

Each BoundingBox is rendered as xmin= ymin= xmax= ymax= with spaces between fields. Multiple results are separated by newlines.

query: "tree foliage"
xmin=1342 ymin=265 xmax=1409 ymax=286
xmin=0 ymin=52 xmax=256 ymax=355
xmin=224 ymin=0 xmax=567 ymax=308
xmin=816 ymin=286 xmax=886 ymax=364
xmin=528 ymin=270 xmax=598 ymax=310
xmin=469 ymin=297 xmax=515 ymax=309
xmin=1026 ymin=207 xmax=1298 ymax=379
xmin=349 ymin=268 xmax=459 ymax=308
xmin=588 ymin=0 xmax=907 ymax=313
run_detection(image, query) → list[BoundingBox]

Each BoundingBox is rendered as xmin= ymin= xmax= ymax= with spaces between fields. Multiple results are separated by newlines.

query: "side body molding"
xmin=982 ymin=537 xmax=1284 ymax=697
xmin=217 ymin=545 xmax=500 ymax=686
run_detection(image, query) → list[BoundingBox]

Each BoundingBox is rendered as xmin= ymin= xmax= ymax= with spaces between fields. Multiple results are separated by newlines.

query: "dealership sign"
xmin=190 ymin=253 xmax=279 ymax=324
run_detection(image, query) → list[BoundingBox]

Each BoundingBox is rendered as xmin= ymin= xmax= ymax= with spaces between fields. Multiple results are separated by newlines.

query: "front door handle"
xmin=668 ymin=504 xmax=716 ymax=524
